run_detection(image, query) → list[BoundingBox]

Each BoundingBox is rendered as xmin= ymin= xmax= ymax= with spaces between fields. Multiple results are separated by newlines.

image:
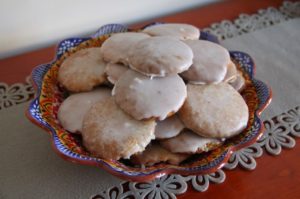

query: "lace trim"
xmin=203 ymin=1 xmax=300 ymax=40
xmin=0 ymin=76 xmax=34 ymax=110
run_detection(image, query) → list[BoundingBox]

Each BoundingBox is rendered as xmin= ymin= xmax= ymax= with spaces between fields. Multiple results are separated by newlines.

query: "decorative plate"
xmin=26 ymin=23 xmax=272 ymax=182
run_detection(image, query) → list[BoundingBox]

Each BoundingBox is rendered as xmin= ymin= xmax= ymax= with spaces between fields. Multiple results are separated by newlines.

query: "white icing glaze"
xmin=224 ymin=61 xmax=237 ymax=82
xmin=111 ymin=85 xmax=116 ymax=96
xmin=154 ymin=115 xmax=184 ymax=139
xmin=58 ymin=47 xmax=107 ymax=92
xmin=114 ymin=70 xmax=187 ymax=120
xmin=105 ymin=63 xmax=128 ymax=84
xmin=128 ymin=36 xmax=193 ymax=77
xmin=179 ymin=83 xmax=249 ymax=138
xmin=229 ymin=71 xmax=246 ymax=92
xmin=181 ymin=40 xmax=230 ymax=84
xmin=100 ymin=32 xmax=150 ymax=65
xmin=82 ymin=97 xmax=156 ymax=160
xmin=160 ymin=130 xmax=222 ymax=154
xmin=57 ymin=88 xmax=111 ymax=133
xmin=143 ymin=23 xmax=200 ymax=40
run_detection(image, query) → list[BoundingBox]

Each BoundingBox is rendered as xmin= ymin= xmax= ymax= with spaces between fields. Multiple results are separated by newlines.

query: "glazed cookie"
xmin=128 ymin=36 xmax=193 ymax=76
xmin=179 ymin=83 xmax=249 ymax=138
xmin=113 ymin=70 xmax=187 ymax=120
xmin=154 ymin=115 xmax=184 ymax=139
xmin=57 ymin=88 xmax=111 ymax=133
xmin=100 ymin=32 xmax=150 ymax=65
xmin=105 ymin=63 xmax=128 ymax=84
xmin=160 ymin=130 xmax=222 ymax=154
xmin=181 ymin=40 xmax=230 ymax=84
xmin=223 ymin=61 xmax=237 ymax=83
xmin=142 ymin=23 xmax=200 ymax=40
xmin=229 ymin=71 xmax=246 ymax=92
xmin=131 ymin=142 xmax=189 ymax=166
xmin=58 ymin=48 xmax=107 ymax=92
xmin=82 ymin=97 xmax=156 ymax=160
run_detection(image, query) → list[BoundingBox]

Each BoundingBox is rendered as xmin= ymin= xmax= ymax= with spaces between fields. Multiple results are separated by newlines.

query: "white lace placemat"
xmin=0 ymin=1 xmax=299 ymax=199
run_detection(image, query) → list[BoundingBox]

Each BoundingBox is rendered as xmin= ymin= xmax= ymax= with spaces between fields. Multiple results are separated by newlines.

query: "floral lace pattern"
xmin=280 ymin=106 xmax=300 ymax=137
xmin=1 ymin=1 xmax=299 ymax=198
xmin=203 ymin=1 xmax=299 ymax=40
xmin=0 ymin=76 xmax=34 ymax=110
xmin=224 ymin=143 xmax=263 ymax=170
xmin=258 ymin=108 xmax=298 ymax=155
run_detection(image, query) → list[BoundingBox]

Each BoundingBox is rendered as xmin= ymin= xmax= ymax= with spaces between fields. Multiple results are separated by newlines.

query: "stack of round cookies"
xmin=57 ymin=23 xmax=249 ymax=166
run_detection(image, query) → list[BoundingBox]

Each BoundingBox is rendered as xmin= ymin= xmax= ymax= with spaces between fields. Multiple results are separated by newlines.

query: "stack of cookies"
xmin=57 ymin=23 xmax=248 ymax=166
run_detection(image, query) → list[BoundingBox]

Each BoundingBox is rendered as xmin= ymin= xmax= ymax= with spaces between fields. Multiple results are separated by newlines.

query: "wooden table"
xmin=1 ymin=1 xmax=299 ymax=198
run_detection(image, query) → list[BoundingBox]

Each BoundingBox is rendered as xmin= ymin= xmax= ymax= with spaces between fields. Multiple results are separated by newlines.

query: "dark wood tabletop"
xmin=1 ymin=0 xmax=299 ymax=198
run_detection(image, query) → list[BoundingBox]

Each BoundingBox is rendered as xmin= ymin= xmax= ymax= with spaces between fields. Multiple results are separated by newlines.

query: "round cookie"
xmin=100 ymin=32 xmax=150 ymax=65
xmin=142 ymin=23 xmax=200 ymax=40
xmin=178 ymin=83 xmax=249 ymax=138
xmin=131 ymin=142 xmax=189 ymax=166
xmin=57 ymin=88 xmax=111 ymax=133
xmin=128 ymin=36 xmax=193 ymax=77
xmin=154 ymin=115 xmax=184 ymax=139
xmin=181 ymin=40 xmax=230 ymax=84
xmin=105 ymin=63 xmax=128 ymax=84
xmin=82 ymin=97 xmax=156 ymax=160
xmin=113 ymin=70 xmax=187 ymax=120
xmin=229 ymin=71 xmax=246 ymax=92
xmin=160 ymin=130 xmax=222 ymax=154
xmin=58 ymin=48 xmax=107 ymax=92
xmin=223 ymin=61 xmax=237 ymax=83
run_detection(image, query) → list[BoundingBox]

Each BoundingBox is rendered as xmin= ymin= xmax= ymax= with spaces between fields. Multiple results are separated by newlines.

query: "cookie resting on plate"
xmin=58 ymin=47 xmax=107 ymax=92
xmin=82 ymin=97 xmax=156 ymax=160
xmin=179 ymin=83 xmax=249 ymax=138
xmin=181 ymin=40 xmax=230 ymax=84
xmin=128 ymin=36 xmax=193 ymax=77
xmin=131 ymin=142 xmax=189 ymax=166
xmin=58 ymin=88 xmax=111 ymax=133
xmin=105 ymin=63 xmax=129 ymax=85
xmin=142 ymin=23 xmax=200 ymax=40
xmin=113 ymin=70 xmax=187 ymax=121
xmin=229 ymin=71 xmax=246 ymax=92
xmin=160 ymin=130 xmax=222 ymax=154
xmin=154 ymin=115 xmax=185 ymax=139
xmin=100 ymin=32 xmax=150 ymax=65
xmin=223 ymin=61 xmax=237 ymax=83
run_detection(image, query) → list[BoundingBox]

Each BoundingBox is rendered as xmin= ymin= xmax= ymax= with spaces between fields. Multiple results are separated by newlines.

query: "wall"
xmin=0 ymin=0 xmax=218 ymax=59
